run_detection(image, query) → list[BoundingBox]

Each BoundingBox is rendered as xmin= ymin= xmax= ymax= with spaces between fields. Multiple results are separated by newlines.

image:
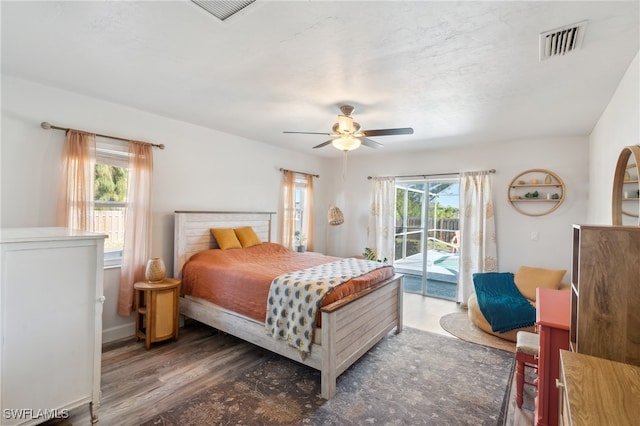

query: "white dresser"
xmin=1 ymin=228 xmax=106 ymax=425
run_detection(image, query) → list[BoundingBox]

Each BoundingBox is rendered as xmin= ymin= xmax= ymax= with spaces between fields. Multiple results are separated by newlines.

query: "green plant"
xmin=363 ymin=247 xmax=388 ymax=263
xmin=294 ymin=231 xmax=307 ymax=245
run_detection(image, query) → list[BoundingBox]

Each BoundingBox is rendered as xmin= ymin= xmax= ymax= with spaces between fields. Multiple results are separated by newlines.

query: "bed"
xmin=174 ymin=211 xmax=404 ymax=399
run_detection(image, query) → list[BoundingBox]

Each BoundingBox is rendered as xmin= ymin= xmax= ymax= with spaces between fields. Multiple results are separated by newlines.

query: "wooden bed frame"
xmin=173 ymin=211 xmax=404 ymax=399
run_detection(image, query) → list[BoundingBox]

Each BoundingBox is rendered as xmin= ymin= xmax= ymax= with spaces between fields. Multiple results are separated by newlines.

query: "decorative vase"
xmin=145 ymin=258 xmax=166 ymax=283
xmin=545 ymin=174 xmax=552 ymax=184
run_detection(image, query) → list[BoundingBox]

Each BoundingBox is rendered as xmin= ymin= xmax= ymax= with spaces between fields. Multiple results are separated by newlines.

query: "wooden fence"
xmin=398 ymin=217 xmax=459 ymax=243
xmin=93 ymin=210 xmax=125 ymax=247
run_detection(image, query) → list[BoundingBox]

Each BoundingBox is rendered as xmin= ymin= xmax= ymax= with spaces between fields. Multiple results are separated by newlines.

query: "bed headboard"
xmin=174 ymin=211 xmax=275 ymax=278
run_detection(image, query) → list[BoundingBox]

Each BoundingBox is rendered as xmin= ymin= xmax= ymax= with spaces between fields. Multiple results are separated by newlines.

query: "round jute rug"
xmin=440 ymin=310 xmax=516 ymax=353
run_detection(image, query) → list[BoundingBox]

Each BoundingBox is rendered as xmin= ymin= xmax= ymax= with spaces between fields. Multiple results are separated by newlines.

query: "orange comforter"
xmin=181 ymin=242 xmax=394 ymax=324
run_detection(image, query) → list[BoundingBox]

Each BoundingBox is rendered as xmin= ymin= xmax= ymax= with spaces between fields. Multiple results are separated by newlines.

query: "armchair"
xmin=467 ymin=266 xmax=568 ymax=342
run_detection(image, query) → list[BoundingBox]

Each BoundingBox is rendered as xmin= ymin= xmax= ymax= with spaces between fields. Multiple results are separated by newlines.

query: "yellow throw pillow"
xmin=514 ymin=266 xmax=566 ymax=301
xmin=210 ymin=228 xmax=241 ymax=250
xmin=234 ymin=226 xmax=262 ymax=248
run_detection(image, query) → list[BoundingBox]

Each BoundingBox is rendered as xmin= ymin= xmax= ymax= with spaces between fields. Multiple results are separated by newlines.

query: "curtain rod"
xmin=279 ymin=167 xmax=319 ymax=178
xmin=367 ymin=169 xmax=496 ymax=180
xmin=40 ymin=122 xmax=165 ymax=150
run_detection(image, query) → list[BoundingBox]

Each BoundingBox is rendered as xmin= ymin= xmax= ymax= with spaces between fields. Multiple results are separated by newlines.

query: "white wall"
xmin=1 ymin=76 xmax=332 ymax=342
xmin=3 ymin=48 xmax=637 ymax=342
xmin=329 ymin=137 xmax=590 ymax=278
xmin=589 ymin=52 xmax=640 ymax=225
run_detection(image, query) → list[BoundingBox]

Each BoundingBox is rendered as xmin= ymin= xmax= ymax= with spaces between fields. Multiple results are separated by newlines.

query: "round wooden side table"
xmin=134 ymin=278 xmax=181 ymax=350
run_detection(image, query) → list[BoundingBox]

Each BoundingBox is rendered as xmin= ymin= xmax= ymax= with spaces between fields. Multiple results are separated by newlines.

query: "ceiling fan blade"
xmin=283 ymin=131 xmax=333 ymax=136
xmin=361 ymin=128 xmax=414 ymax=137
xmin=313 ymin=139 xmax=334 ymax=149
xmin=360 ymin=137 xmax=383 ymax=149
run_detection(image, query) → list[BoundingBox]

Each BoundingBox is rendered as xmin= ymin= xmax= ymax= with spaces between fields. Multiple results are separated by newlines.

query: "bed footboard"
xmin=319 ymin=273 xmax=403 ymax=399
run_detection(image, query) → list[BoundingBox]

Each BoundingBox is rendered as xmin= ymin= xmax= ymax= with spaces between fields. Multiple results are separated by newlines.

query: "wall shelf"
xmin=507 ymin=169 xmax=565 ymax=216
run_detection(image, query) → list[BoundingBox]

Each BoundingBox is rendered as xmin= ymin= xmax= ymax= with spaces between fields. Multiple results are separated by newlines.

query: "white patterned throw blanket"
xmin=265 ymin=258 xmax=388 ymax=356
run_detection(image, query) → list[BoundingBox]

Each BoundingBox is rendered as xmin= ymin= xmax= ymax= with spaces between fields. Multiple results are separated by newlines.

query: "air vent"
xmin=539 ymin=21 xmax=588 ymax=61
xmin=191 ymin=0 xmax=257 ymax=21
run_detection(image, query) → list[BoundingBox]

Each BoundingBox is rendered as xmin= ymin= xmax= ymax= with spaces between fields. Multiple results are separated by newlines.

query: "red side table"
xmin=535 ymin=288 xmax=570 ymax=426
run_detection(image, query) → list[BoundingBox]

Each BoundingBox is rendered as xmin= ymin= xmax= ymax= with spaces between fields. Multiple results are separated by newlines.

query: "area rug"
xmin=440 ymin=311 xmax=516 ymax=353
xmin=142 ymin=327 xmax=514 ymax=425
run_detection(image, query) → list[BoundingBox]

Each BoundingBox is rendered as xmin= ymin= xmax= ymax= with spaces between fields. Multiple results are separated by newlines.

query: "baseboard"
xmin=103 ymin=322 xmax=135 ymax=344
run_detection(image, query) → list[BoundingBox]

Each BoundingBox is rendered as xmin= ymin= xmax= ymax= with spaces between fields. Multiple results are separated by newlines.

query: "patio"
xmin=394 ymin=250 xmax=459 ymax=300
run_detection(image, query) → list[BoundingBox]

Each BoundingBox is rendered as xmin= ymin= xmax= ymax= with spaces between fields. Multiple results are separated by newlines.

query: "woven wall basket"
xmin=328 ymin=206 xmax=344 ymax=226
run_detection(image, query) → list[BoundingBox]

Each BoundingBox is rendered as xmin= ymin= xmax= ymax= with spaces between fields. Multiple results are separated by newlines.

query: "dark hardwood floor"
xmin=46 ymin=321 xmax=271 ymax=425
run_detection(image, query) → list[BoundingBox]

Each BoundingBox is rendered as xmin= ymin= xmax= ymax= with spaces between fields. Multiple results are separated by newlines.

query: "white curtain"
xmin=302 ymin=174 xmax=315 ymax=251
xmin=367 ymin=176 xmax=396 ymax=263
xmin=279 ymin=171 xmax=297 ymax=249
xmin=118 ymin=141 xmax=154 ymax=316
xmin=457 ymin=171 xmax=497 ymax=305
xmin=56 ymin=130 xmax=96 ymax=230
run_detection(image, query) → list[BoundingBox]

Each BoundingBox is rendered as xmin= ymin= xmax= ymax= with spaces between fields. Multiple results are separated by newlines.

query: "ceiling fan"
xmin=283 ymin=105 xmax=414 ymax=151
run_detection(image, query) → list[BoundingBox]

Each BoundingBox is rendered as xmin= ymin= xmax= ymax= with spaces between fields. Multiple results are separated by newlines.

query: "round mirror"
xmin=612 ymin=145 xmax=640 ymax=226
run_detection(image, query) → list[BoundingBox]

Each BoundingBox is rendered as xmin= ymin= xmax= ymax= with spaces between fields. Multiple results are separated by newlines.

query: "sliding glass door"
xmin=394 ymin=178 xmax=460 ymax=300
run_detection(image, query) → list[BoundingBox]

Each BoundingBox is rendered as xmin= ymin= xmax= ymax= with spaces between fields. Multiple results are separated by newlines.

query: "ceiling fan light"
xmin=332 ymin=136 xmax=361 ymax=151
xmin=337 ymin=115 xmax=354 ymax=133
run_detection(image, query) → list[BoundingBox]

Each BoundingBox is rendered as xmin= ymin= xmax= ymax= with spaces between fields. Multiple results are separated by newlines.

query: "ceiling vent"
xmin=191 ymin=0 xmax=257 ymax=22
xmin=539 ymin=21 xmax=588 ymax=61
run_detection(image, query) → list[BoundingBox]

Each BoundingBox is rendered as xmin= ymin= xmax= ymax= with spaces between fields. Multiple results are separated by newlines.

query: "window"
xmin=58 ymin=129 xmax=154 ymax=314
xmin=280 ymin=171 xmax=314 ymax=251
xmin=293 ymin=174 xmax=308 ymax=237
xmin=94 ymin=139 xmax=129 ymax=267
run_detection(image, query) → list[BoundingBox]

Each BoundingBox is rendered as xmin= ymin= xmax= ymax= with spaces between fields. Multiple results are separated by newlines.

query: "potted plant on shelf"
xmin=294 ymin=231 xmax=307 ymax=252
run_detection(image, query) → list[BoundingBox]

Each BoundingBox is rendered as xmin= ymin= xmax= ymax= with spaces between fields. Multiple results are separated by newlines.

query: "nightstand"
xmin=134 ymin=278 xmax=181 ymax=350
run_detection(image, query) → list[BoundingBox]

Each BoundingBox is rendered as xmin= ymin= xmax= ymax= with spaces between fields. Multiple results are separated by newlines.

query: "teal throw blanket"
xmin=473 ymin=272 xmax=536 ymax=333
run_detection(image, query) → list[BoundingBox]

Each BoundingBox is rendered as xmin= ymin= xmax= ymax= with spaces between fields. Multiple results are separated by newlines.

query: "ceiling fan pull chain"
xmin=343 ymin=150 xmax=348 ymax=182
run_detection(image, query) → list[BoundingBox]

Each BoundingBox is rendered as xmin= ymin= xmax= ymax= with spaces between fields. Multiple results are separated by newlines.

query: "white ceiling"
xmin=2 ymin=1 xmax=639 ymax=157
